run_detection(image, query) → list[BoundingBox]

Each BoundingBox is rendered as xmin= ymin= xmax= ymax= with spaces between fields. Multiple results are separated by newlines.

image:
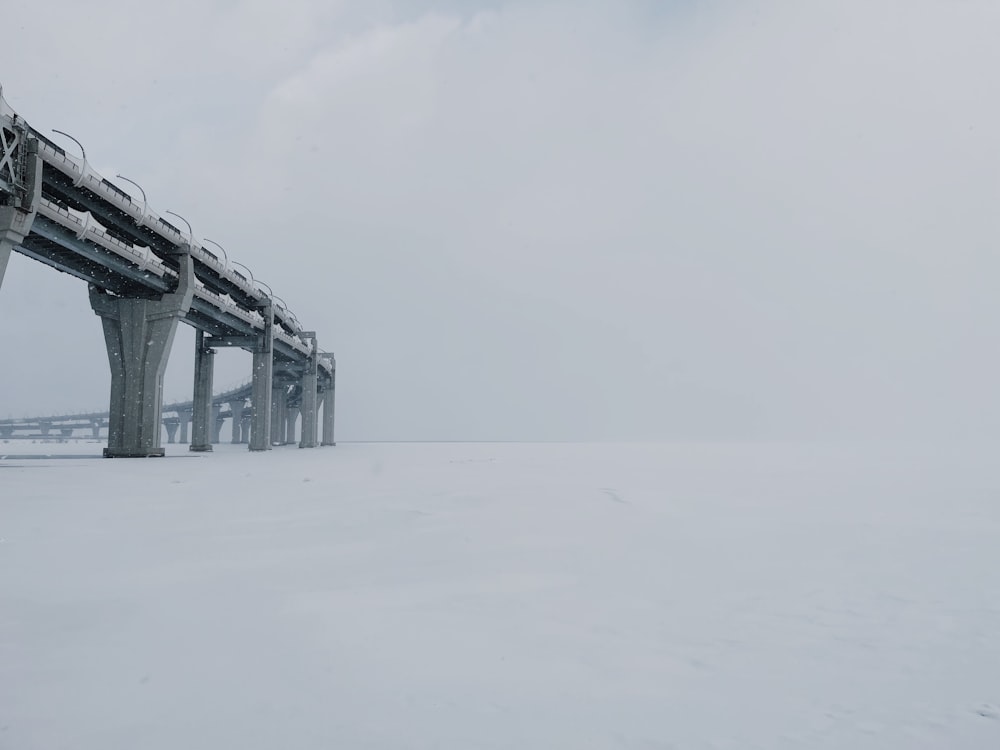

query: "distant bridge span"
xmin=0 ymin=86 xmax=335 ymax=456
xmin=1 ymin=379 xmax=317 ymax=447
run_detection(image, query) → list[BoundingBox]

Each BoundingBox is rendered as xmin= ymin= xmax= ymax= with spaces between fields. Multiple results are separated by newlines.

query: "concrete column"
xmin=240 ymin=413 xmax=252 ymax=444
xmin=164 ymin=420 xmax=179 ymax=444
xmin=89 ymin=253 xmax=195 ymax=458
xmin=249 ymin=303 xmax=274 ymax=451
xmin=321 ymin=365 xmax=336 ymax=446
xmin=39 ymin=421 xmax=51 ymax=437
xmin=211 ymin=405 xmax=224 ymax=444
xmin=299 ymin=334 xmax=319 ymax=449
xmin=0 ymin=133 xmax=40 ymax=292
xmin=0 ymin=239 xmax=9 ymax=289
xmin=229 ymin=400 xmax=246 ymax=444
xmin=0 ymin=426 xmax=13 ymax=439
xmin=60 ymin=428 xmax=73 ymax=439
xmin=271 ymin=383 xmax=287 ymax=445
xmin=285 ymin=405 xmax=300 ymax=446
xmin=190 ymin=330 xmax=215 ymax=452
xmin=0 ymin=242 xmax=9 ymax=292
xmin=270 ymin=387 xmax=281 ymax=445
xmin=178 ymin=408 xmax=192 ymax=444
xmin=299 ymin=380 xmax=319 ymax=449
xmin=90 ymin=420 xmax=101 ymax=440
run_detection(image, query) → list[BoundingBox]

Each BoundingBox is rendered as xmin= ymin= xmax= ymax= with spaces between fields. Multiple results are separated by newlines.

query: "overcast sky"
xmin=2 ymin=0 xmax=999 ymax=441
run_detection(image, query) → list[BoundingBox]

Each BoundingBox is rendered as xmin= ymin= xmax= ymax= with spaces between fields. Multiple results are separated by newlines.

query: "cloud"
xmin=2 ymin=0 xmax=999 ymax=440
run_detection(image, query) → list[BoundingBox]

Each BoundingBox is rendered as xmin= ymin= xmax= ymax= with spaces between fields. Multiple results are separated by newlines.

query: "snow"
xmin=2 ymin=441 xmax=1000 ymax=749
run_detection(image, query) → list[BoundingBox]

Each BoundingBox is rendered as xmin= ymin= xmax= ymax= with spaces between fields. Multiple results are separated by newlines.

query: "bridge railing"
xmin=37 ymin=199 xmax=168 ymax=277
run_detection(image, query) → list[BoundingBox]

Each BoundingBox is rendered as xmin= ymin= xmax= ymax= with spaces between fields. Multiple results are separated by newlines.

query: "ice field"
xmin=2 ymin=441 xmax=1000 ymax=749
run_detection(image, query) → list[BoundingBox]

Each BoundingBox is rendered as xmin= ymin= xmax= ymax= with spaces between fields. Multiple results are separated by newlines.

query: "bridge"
xmin=1 ymin=379 xmax=319 ymax=446
xmin=0 ymin=86 xmax=335 ymax=456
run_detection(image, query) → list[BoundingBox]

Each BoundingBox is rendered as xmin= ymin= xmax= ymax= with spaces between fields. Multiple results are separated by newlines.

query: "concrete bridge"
xmin=0 ymin=86 xmax=335 ymax=456
xmin=1 ymin=378 xmax=325 ymax=447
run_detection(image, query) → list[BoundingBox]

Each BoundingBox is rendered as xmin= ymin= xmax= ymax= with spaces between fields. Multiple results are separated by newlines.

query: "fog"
xmin=2 ymin=0 xmax=998 ymax=441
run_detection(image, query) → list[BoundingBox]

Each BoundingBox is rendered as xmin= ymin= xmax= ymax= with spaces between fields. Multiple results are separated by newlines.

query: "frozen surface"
xmin=2 ymin=441 xmax=1000 ymax=749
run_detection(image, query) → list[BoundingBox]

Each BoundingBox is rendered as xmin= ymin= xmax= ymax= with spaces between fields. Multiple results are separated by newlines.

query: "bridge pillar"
xmin=212 ymin=405 xmax=224 ymax=444
xmin=240 ymin=412 xmax=252 ymax=444
xmin=89 ymin=253 xmax=195 ymax=458
xmin=285 ymin=405 xmax=299 ymax=446
xmin=229 ymin=400 xmax=246 ymax=444
xmin=271 ymin=383 xmax=287 ymax=445
xmin=0 ymin=426 xmax=12 ymax=439
xmin=0 ymin=230 xmax=9 ymax=290
xmin=39 ymin=421 xmax=51 ymax=437
xmin=178 ymin=408 xmax=192 ymax=444
xmin=0 ymin=131 xmax=41 ymax=291
xmin=90 ymin=420 xmax=101 ymax=440
xmin=164 ymin=419 xmax=179 ymax=444
xmin=249 ymin=302 xmax=274 ymax=451
xmin=190 ymin=330 xmax=215 ymax=452
xmin=60 ymin=427 xmax=73 ymax=439
xmin=269 ymin=390 xmax=280 ymax=445
xmin=321 ymin=364 xmax=336 ymax=446
xmin=299 ymin=333 xmax=319 ymax=449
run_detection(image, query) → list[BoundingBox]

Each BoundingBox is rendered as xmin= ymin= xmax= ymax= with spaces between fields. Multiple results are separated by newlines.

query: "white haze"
xmin=1 ymin=0 xmax=998 ymax=441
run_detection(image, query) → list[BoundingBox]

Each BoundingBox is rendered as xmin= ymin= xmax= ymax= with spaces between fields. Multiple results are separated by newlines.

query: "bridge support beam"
xmin=285 ymin=405 xmax=300 ymax=446
xmin=270 ymin=383 xmax=286 ymax=445
xmin=229 ymin=400 xmax=246 ymax=444
xmin=212 ymin=405 xmax=224 ymax=444
xmin=321 ymin=364 xmax=336 ymax=446
xmin=0 ymin=133 xmax=41 ymax=291
xmin=190 ymin=330 xmax=215 ymax=452
xmin=178 ymin=408 xmax=191 ymax=444
xmin=249 ymin=303 xmax=274 ymax=451
xmin=165 ymin=420 xmax=179 ymax=444
xmin=89 ymin=253 xmax=195 ymax=458
xmin=299 ymin=333 xmax=319 ymax=449
xmin=0 ymin=236 xmax=9 ymax=291
xmin=0 ymin=238 xmax=8 ymax=290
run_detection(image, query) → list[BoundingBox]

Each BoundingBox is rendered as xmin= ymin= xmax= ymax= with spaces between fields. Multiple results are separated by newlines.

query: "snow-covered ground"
xmin=2 ymin=441 xmax=1000 ymax=749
